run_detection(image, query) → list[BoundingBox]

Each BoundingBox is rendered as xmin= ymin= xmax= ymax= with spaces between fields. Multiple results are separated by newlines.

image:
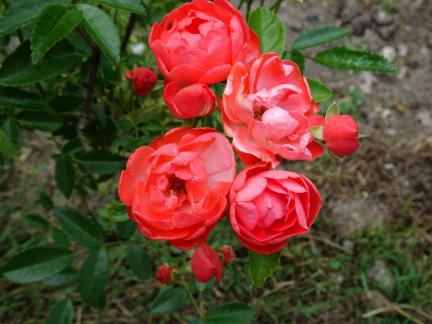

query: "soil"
xmin=278 ymin=0 xmax=432 ymax=237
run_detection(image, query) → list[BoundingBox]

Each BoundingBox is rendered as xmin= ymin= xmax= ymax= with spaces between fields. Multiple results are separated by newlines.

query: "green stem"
xmin=237 ymin=0 xmax=245 ymax=9
xmin=181 ymin=277 xmax=203 ymax=318
xmin=271 ymin=0 xmax=284 ymax=12
xmin=246 ymin=0 xmax=253 ymax=19
xmin=121 ymin=14 xmax=138 ymax=54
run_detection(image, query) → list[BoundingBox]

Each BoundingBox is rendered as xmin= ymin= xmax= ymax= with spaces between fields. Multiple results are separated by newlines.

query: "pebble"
xmin=381 ymin=46 xmax=397 ymax=62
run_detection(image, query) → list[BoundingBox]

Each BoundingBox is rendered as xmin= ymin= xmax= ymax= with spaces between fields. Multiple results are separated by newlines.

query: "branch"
xmin=121 ymin=14 xmax=138 ymax=54
xmin=78 ymin=28 xmax=101 ymax=118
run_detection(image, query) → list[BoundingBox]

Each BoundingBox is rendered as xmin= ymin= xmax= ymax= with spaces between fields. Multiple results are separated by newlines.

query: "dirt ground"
xmin=1 ymin=0 xmax=431 ymax=323
xmin=279 ymin=0 xmax=432 ymax=236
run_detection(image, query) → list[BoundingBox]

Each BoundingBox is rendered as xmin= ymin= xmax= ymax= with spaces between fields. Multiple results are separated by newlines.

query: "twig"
xmin=180 ymin=277 xmax=204 ymax=318
xmin=121 ymin=14 xmax=138 ymax=54
xmin=78 ymin=28 xmax=101 ymax=118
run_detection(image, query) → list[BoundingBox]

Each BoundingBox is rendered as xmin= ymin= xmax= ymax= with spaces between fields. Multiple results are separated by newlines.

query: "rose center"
xmin=168 ymin=174 xmax=186 ymax=195
xmin=253 ymin=105 xmax=267 ymax=121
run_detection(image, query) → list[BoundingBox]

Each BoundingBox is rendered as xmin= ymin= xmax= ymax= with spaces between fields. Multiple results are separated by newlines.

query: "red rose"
xmin=229 ymin=163 xmax=322 ymax=254
xmin=118 ymin=127 xmax=236 ymax=250
xmin=191 ymin=244 xmax=222 ymax=283
xmin=149 ymin=0 xmax=260 ymax=86
xmin=323 ymin=115 xmax=359 ymax=157
xmin=155 ymin=264 xmax=174 ymax=284
xmin=221 ymin=53 xmax=323 ymax=167
xmin=221 ymin=245 xmax=234 ymax=265
xmin=164 ymin=82 xmax=215 ymax=119
xmin=125 ymin=67 xmax=157 ymax=97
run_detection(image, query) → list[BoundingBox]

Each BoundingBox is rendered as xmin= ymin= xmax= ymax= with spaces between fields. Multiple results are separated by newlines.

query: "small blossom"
xmin=191 ymin=244 xmax=222 ymax=283
xmin=155 ymin=264 xmax=173 ymax=284
xmin=125 ymin=67 xmax=157 ymax=97
xmin=323 ymin=115 xmax=359 ymax=157
xmin=221 ymin=246 xmax=234 ymax=265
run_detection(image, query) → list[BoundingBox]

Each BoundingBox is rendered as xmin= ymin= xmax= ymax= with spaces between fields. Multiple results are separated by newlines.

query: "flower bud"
xmin=163 ymin=82 xmax=215 ymax=119
xmin=191 ymin=244 xmax=222 ymax=283
xmin=155 ymin=264 xmax=173 ymax=284
xmin=323 ymin=115 xmax=359 ymax=157
xmin=125 ymin=67 xmax=157 ymax=97
xmin=221 ymin=246 xmax=234 ymax=265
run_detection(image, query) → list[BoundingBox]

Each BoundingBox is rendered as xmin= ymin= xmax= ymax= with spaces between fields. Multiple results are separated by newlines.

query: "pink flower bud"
xmin=191 ymin=244 xmax=222 ymax=283
xmin=125 ymin=67 xmax=157 ymax=97
xmin=221 ymin=246 xmax=234 ymax=265
xmin=155 ymin=264 xmax=173 ymax=284
xmin=163 ymin=82 xmax=215 ymax=119
xmin=323 ymin=115 xmax=359 ymax=157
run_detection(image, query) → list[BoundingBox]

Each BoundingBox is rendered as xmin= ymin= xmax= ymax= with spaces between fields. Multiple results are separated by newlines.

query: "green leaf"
xmin=1 ymin=246 xmax=73 ymax=283
xmin=42 ymin=267 xmax=77 ymax=287
xmin=248 ymin=8 xmax=286 ymax=55
xmin=75 ymin=150 xmax=125 ymax=175
xmin=45 ymin=298 xmax=74 ymax=324
xmin=314 ymin=46 xmax=398 ymax=73
xmin=55 ymin=154 xmax=76 ymax=198
xmin=126 ymin=244 xmax=153 ymax=280
xmin=0 ymin=118 xmax=20 ymax=157
xmin=79 ymin=247 xmax=108 ymax=308
xmin=116 ymin=220 xmax=136 ymax=239
xmin=307 ymin=78 xmax=333 ymax=103
xmin=0 ymin=43 xmax=82 ymax=86
xmin=55 ymin=207 xmax=104 ymax=248
xmin=16 ymin=112 xmax=63 ymax=132
xmin=0 ymin=87 xmax=52 ymax=111
xmin=150 ymin=288 xmax=187 ymax=314
xmin=249 ymin=251 xmax=281 ymax=288
xmin=103 ymin=200 xmax=129 ymax=222
xmin=77 ymin=4 xmax=121 ymax=63
xmin=24 ymin=214 xmax=49 ymax=230
xmin=325 ymin=101 xmax=340 ymax=119
xmin=292 ymin=26 xmax=351 ymax=50
xmin=95 ymin=0 xmax=146 ymax=15
xmin=205 ymin=302 xmax=254 ymax=324
xmin=31 ymin=5 xmax=83 ymax=63
xmin=0 ymin=0 xmax=71 ymax=36
xmin=282 ymin=50 xmax=305 ymax=74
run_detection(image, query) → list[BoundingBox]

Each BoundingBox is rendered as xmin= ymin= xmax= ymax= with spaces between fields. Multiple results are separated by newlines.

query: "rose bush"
xmin=118 ymin=127 xmax=236 ymax=249
xmin=221 ymin=53 xmax=323 ymax=167
xmin=229 ymin=163 xmax=322 ymax=254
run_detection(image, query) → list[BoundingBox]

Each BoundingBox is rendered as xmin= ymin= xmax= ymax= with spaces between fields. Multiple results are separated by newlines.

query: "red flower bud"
xmin=191 ymin=244 xmax=222 ymax=283
xmin=155 ymin=264 xmax=173 ymax=284
xmin=221 ymin=246 xmax=234 ymax=265
xmin=323 ymin=115 xmax=359 ymax=157
xmin=163 ymin=82 xmax=215 ymax=119
xmin=125 ymin=67 xmax=157 ymax=97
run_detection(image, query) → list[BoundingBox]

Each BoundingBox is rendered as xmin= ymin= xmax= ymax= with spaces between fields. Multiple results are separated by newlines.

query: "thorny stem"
xmin=181 ymin=277 xmax=204 ymax=318
xmin=78 ymin=28 xmax=101 ymax=118
xmin=121 ymin=14 xmax=138 ymax=54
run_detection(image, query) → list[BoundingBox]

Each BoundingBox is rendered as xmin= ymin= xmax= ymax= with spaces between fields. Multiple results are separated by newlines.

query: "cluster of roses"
xmin=121 ymin=0 xmax=359 ymax=284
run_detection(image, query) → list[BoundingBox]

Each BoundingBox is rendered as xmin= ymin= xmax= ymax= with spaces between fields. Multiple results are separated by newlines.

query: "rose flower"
xmin=118 ymin=127 xmax=236 ymax=250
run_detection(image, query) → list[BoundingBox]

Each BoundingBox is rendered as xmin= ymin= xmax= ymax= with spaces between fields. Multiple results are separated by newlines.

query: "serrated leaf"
xmin=55 ymin=154 xmax=75 ymax=198
xmin=75 ymin=150 xmax=125 ymax=175
xmin=126 ymin=244 xmax=153 ymax=280
xmin=45 ymin=298 xmax=74 ymax=324
xmin=79 ymin=247 xmax=108 ymax=308
xmin=0 ymin=87 xmax=52 ymax=111
xmin=249 ymin=251 xmax=281 ymax=288
xmin=205 ymin=302 xmax=254 ymax=324
xmin=314 ymin=46 xmax=397 ymax=73
xmin=0 ymin=118 xmax=20 ymax=157
xmin=292 ymin=26 xmax=351 ymax=50
xmin=150 ymin=288 xmax=188 ymax=314
xmin=307 ymin=78 xmax=333 ymax=103
xmin=95 ymin=0 xmax=146 ymax=15
xmin=16 ymin=112 xmax=63 ymax=132
xmin=54 ymin=207 xmax=104 ymax=248
xmin=77 ymin=4 xmax=120 ymax=63
xmin=31 ymin=5 xmax=83 ymax=63
xmin=249 ymin=8 xmax=286 ymax=55
xmin=1 ymin=246 xmax=73 ymax=283
xmin=0 ymin=0 xmax=71 ymax=36
xmin=0 ymin=43 xmax=82 ymax=86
